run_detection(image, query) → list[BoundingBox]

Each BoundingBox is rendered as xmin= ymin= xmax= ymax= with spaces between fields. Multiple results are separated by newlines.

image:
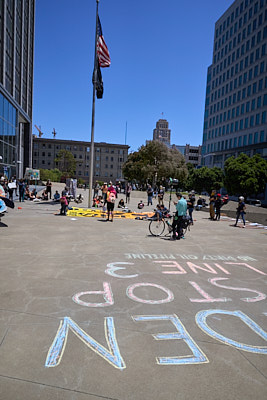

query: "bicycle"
xmin=149 ymin=214 xmax=192 ymax=237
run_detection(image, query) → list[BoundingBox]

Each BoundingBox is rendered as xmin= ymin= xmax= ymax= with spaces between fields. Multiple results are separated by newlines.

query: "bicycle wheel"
xmin=149 ymin=220 xmax=166 ymax=236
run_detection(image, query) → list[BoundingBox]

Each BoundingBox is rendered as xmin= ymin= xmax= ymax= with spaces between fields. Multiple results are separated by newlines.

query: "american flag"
xmin=97 ymin=16 xmax=111 ymax=68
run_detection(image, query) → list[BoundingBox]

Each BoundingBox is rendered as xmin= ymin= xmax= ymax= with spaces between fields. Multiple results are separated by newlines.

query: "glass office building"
xmin=202 ymin=0 xmax=267 ymax=168
xmin=0 ymin=0 xmax=35 ymax=179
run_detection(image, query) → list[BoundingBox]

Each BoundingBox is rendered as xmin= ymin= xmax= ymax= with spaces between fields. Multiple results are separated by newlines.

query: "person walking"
xmin=147 ymin=184 xmax=153 ymax=206
xmin=171 ymin=193 xmax=187 ymax=240
xmin=234 ymin=196 xmax=246 ymax=227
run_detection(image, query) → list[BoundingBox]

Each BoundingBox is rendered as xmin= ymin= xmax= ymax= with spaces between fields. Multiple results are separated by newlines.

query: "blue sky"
xmin=33 ymin=0 xmax=234 ymax=152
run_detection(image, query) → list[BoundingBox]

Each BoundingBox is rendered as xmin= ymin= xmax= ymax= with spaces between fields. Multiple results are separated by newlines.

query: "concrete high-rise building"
xmin=172 ymin=144 xmax=202 ymax=167
xmin=0 ymin=0 xmax=35 ymax=179
xmin=153 ymin=119 xmax=171 ymax=145
xmin=202 ymin=0 xmax=267 ymax=168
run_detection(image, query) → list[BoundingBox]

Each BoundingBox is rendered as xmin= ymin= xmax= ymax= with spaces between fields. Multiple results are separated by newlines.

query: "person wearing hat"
xmin=215 ymin=194 xmax=223 ymax=221
xmin=171 ymin=193 xmax=187 ymax=240
xmin=234 ymin=196 xmax=246 ymax=227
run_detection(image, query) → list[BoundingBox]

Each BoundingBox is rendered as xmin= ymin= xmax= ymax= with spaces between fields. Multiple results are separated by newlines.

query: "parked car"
xmin=246 ymin=199 xmax=262 ymax=207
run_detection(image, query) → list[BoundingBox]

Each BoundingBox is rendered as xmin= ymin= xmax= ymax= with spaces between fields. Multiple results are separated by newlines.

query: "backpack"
xmin=108 ymin=192 xmax=116 ymax=203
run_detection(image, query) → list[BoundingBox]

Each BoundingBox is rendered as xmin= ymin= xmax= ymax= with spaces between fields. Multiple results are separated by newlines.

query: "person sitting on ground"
xmin=98 ymin=196 xmax=104 ymax=208
xmin=118 ymin=198 xmax=125 ymax=208
xmin=138 ymin=200 xmax=144 ymax=209
xmin=196 ymin=196 xmax=203 ymax=210
xmin=25 ymin=185 xmax=31 ymax=200
xmin=42 ymin=190 xmax=49 ymax=201
xmin=92 ymin=197 xmax=101 ymax=207
xmin=28 ymin=188 xmax=37 ymax=200
xmin=53 ymin=190 xmax=60 ymax=202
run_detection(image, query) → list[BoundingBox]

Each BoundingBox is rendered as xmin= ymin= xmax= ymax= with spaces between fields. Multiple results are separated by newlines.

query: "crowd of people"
xmin=1 ymin=175 xmax=249 ymax=228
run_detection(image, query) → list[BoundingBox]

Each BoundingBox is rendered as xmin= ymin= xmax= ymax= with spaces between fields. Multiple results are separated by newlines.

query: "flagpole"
xmin=88 ymin=0 xmax=99 ymax=207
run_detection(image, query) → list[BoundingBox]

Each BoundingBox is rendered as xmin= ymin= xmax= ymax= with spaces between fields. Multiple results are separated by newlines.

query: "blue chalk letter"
xmin=133 ymin=314 xmax=209 ymax=365
xmin=196 ymin=309 xmax=267 ymax=354
xmin=45 ymin=317 xmax=126 ymax=370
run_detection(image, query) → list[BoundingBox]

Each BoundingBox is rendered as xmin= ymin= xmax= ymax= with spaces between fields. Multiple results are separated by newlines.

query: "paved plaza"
xmin=0 ymin=187 xmax=267 ymax=400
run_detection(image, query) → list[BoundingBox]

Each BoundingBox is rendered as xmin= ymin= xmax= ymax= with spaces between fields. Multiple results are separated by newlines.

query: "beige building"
xmin=153 ymin=119 xmax=171 ymax=145
xmin=32 ymin=137 xmax=129 ymax=182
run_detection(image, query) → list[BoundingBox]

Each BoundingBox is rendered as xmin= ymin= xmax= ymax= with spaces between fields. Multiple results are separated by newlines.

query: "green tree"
xmin=54 ymin=150 xmax=77 ymax=177
xmin=224 ymin=153 xmax=267 ymax=197
xmin=122 ymin=141 xmax=188 ymax=185
xmin=40 ymin=168 xmax=62 ymax=182
xmin=185 ymin=166 xmax=224 ymax=194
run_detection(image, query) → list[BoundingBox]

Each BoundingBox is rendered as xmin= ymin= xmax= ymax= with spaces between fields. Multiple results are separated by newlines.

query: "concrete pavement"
xmin=0 ymin=187 xmax=267 ymax=399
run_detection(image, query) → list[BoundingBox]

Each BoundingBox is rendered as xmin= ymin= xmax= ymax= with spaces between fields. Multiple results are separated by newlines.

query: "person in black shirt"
xmin=215 ymin=194 xmax=223 ymax=221
xmin=234 ymin=196 xmax=246 ymax=227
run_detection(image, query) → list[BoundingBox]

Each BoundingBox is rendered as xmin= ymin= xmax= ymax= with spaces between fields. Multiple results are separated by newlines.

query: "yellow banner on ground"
xmin=67 ymin=207 xmax=154 ymax=220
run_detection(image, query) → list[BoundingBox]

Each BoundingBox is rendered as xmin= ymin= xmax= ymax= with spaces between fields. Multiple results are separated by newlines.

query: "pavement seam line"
xmin=238 ymin=351 xmax=267 ymax=381
xmin=0 ymin=327 xmax=9 ymax=348
xmin=0 ymin=374 xmax=120 ymax=400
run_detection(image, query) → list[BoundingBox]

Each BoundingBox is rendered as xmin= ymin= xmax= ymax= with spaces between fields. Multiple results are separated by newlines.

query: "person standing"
xmin=101 ymin=182 xmax=108 ymax=205
xmin=60 ymin=195 xmax=68 ymax=215
xmin=106 ymin=184 xmax=116 ymax=222
xmin=147 ymin=184 xmax=153 ymax=206
xmin=234 ymin=196 xmax=246 ymax=227
xmin=172 ymin=193 xmax=187 ymax=240
xmin=158 ymin=186 xmax=165 ymax=205
xmin=125 ymin=183 xmax=132 ymax=204
xmin=187 ymin=192 xmax=195 ymax=224
xmin=8 ymin=180 xmax=14 ymax=200
xmin=94 ymin=181 xmax=100 ymax=198
xmin=215 ymin=194 xmax=223 ymax=221
xmin=13 ymin=176 xmax=18 ymax=196
xmin=209 ymin=191 xmax=216 ymax=220
xmin=18 ymin=179 xmax=25 ymax=202
xmin=46 ymin=180 xmax=52 ymax=199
